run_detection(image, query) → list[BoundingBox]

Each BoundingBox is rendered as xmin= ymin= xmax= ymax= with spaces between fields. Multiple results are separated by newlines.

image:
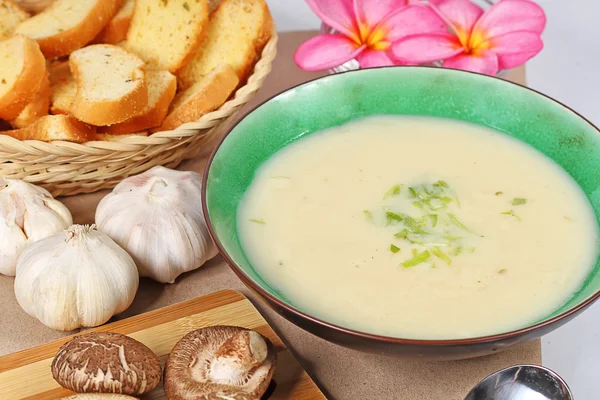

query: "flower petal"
xmin=474 ymin=0 xmax=546 ymax=39
xmin=356 ymin=49 xmax=396 ymax=68
xmin=353 ymin=0 xmax=408 ymax=28
xmin=487 ymin=30 xmax=543 ymax=69
xmin=429 ymin=0 xmax=484 ymax=44
xmin=307 ymin=0 xmax=359 ymax=41
xmin=443 ymin=50 xmax=499 ymax=76
xmin=294 ymin=34 xmax=365 ymax=71
xmin=391 ymin=33 xmax=463 ymax=64
xmin=379 ymin=4 xmax=449 ymax=42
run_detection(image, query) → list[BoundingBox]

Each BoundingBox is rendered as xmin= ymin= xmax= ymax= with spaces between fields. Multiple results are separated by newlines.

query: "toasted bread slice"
xmin=69 ymin=44 xmax=147 ymax=126
xmin=124 ymin=0 xmax=208 ymax=73
xmin=4 ymin=114 xmax=96 ymax=142
xmin=93 ymin=0 xmax=134 ymax=45
xmin=12 ymin=0 xmax=53 ymax=14
xmin=48 ymin=61 xmax=76 ymax=114
xmin=0 ymin=0 xmax=29 ymax=40
xmin=158 ymin=64 xmax=238 ymax=131
xmin=96 ymin=131 xmax=148 ymax=141
xmin=177 ymin=0 xmax=272 ymax=90
xmin=0 ymin=35 xmax=46 ymax=119
xmin=101 ymin=69 xmax=176 ymax=134
xmin=9 ymin=70 xmax=49 ymax=128
xmin=15 ymin=0 xmax=123 ymax=58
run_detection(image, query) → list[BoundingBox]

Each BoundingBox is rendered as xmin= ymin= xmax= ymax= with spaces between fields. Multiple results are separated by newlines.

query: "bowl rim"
xmin=202 ymin=65 xmax=600 ymax=346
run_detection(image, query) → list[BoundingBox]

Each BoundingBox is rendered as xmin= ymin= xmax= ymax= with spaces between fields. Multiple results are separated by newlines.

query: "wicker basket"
xmin=0 ymin=31 xmax=279 ymax=197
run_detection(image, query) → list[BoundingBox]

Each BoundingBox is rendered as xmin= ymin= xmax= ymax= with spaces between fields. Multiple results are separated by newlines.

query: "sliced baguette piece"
xmin=48 ymin=61 xmax=76 ymax=114
xmin=124 ymin=0 xmax=208 ymax=73
xmin=177 ymin=0 xmax=272 ymax=90
xmin=15 ymin=0 xmax=124 ymax=58
xmin=101 ymin=69 xmax=176 ymax=134
xmin=0 ymin=0 xmax=29 ymax=40
xmin=157 ymin=64 xmax=238 ymax=132
xmin=93 ymin=0 xmax=134 ymax=45
xmin=3 ymin=114 xmax=96 ymax=143
xmin=9 ymin=70 xmax=49 ymax=128
xmin=0 ymin=34 xmax=46 ymax=119
xmin=69 ymin=44 xmax=148 ymax=126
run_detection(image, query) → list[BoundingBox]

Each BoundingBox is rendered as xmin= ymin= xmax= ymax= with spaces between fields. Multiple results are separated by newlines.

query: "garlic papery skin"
xmin=0 ymin=178 xmax=72 ymax=276
xmin=96 ymin=166 xmax=218 ymax=284
xmin=14 ymin=225 xmax=139 ymax=331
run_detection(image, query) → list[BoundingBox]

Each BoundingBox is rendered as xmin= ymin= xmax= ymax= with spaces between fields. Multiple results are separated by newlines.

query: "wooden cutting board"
xmin=0 ymin=290 xmax=326 ymax=400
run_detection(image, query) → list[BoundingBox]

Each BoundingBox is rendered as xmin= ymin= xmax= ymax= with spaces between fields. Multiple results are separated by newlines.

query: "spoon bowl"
xmin=465 ymin=365 xmax=573 ymax=400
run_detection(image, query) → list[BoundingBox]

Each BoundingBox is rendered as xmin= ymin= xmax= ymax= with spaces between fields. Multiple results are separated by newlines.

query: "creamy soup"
xmin=238 ymin=116 xmax=599 ymax=339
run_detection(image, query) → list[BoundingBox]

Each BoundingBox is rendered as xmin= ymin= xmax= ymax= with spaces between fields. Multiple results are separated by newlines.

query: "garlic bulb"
xmin=96 ymin=166 xmax=218 ymax=284
xmin=14 ymin=225 xmax=139 ymax=331
xmin=0 ymin=178 xmax=72 ymax=276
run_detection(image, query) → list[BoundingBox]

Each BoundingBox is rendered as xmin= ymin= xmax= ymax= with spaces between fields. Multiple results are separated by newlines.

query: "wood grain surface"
xmin=0 ymin=290 xmax=326 ymax=400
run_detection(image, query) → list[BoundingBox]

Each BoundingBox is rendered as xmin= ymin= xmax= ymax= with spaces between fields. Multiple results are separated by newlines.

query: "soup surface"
xmin=238 ymin=116 xmax=599 ymax=339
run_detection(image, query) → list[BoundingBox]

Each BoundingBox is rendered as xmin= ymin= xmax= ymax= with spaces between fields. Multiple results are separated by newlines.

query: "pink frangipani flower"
xmin=391 ymin=0 xmax=546 ymax=76
xmin=294 ymin=0 xmax=447 ymax=71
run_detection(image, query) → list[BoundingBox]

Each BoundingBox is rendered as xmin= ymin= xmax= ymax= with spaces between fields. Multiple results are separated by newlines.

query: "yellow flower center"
xmin=460 ymin=29 xmax=491 ymax=56
xmin=356 ymin=23 xmax=391 ymax=51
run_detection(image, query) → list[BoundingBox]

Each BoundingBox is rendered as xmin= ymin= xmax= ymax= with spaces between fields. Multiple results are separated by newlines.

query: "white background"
xmin=266 ymin=0 xmax=600 ymax=398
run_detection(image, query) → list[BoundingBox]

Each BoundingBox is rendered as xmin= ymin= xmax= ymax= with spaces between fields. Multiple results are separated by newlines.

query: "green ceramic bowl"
xmin=203 ymin=66 xmax=600 ymax=360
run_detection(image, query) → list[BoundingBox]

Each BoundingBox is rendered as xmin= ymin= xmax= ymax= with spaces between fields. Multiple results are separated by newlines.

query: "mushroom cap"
xmin=59 ymin=395 xmax=139 ymax=399
xmin=51 ymin=332 xmax=162 ymax=396
xmin=164 ymin=326 xmax=277 ymax=400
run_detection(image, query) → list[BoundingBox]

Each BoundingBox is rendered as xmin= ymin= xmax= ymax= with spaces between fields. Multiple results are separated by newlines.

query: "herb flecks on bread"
xmin=15 ymin=0 xmax=124 ymax=58
xmin=159 ymin=64 xmax=239 ymax=131
xmin=4 ymin=114 xmax=96 ymax=143
xmin=101 ymin=69 xmax=176 ymax=134
xmin=0 ymin=0 xmax=29 ymax=41
xmin=0 ymin=34 xmax=46 ymax=120
xmin=69 ymin=44 xmax=148 ymax=126
xmin=177 ymin=0 xmax=272 ymax=90
xmin=125 ymin=0 xmax=209 ymax=74
xmin=93 ymin=0 xmax=135 ymax=45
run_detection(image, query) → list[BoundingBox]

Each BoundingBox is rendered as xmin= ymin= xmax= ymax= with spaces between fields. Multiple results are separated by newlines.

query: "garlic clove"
xmin=23 ymin=200 xmax=71 ymax=242
xmin=0 ymin=219 xmax=28 ymax=276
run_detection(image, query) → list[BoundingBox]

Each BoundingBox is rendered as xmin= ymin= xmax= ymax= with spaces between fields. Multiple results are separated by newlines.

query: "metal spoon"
xmin=464 ymin=364 xmax=574 ymax=400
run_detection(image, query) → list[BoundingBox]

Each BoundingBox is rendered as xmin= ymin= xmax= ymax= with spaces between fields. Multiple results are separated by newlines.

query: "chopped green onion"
xmin=451 ymin=246 xmax=463 ymax=256
xmin=501 ymin=210 xmax=522 ymax=221
xmin=364 ymin=210 xmax=373 ymax=221
xmin=394 ymin=229 xmax=409 ymax=239
xmin=408 ymin=187 xmax=417 ymax=198
xmin=405 ymin=218 xmax=429 ymax=234
xmin=412 ymin=201 xmax=424 ymax=210
xmin=431 ymin=246 xmax=452 ymax=265
xmin=448 ymin=213 xmax=474 ymax=233
xmin=412 ymin=248 xmax=418 ymax=256
xmin=402 ymin=250 xmax=431 ymax=268
xmin=428 ymin=214 xmax=438 ymax=227
xmin=390 ymin=244 xmax=400 ymax=253
xmin=495 ymin=191 xmax=504 ymax=196
xmin=249 ymin=218 xmax=265 ymax=224
xmin=512 ymin=198 xmax=527 ymax=206
xmin=437 ymin=180 xmax=449 ymax=188
xmin=384 ymin=184 xmax=401 ymax=199
xmin=386 ymin=211 xmax=403 ymax=224
xmin=441 ymin=197 xmax=453 ymax=204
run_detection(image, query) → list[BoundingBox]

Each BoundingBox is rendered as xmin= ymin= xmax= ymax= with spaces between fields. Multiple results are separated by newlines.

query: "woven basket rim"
xmin=0 ymin=29 xmax=279 ymax=150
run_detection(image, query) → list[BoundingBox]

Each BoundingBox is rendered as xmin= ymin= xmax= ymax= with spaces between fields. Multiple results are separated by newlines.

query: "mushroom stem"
xmin=208 ymin=331 xmax=268 ymax=385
